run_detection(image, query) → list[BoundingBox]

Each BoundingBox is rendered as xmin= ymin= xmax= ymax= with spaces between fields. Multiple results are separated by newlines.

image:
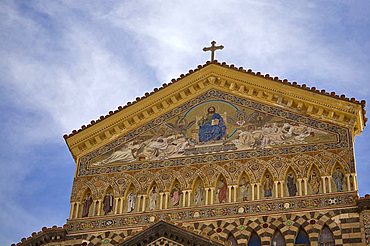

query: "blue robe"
xmin=198 ymin=113 xmax=226 ymax=142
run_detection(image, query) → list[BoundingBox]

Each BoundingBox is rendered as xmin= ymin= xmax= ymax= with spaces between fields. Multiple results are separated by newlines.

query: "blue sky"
xmin=1 ymin=1 xmax=370 ymax=245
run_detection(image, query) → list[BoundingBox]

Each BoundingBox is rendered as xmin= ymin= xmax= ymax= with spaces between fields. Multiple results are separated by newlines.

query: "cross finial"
xmin=203 ymin=41 xmax=224 ymax=62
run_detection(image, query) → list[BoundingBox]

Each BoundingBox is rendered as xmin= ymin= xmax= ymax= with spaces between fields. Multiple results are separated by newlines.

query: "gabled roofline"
xmin=63 ymin=60 xmax=367 ymax=140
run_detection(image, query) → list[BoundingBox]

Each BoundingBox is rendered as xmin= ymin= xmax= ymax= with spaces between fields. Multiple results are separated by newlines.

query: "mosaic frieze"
xmin=78 ymin=90 xmax=353 ymax=176
xmin=66 ymin=192 xmax=356 ymax=233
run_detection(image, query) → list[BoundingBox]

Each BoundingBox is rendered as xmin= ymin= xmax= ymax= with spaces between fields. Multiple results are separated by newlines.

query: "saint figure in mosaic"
xmin=263 ymin=174 xmax=273 ymax=198
xmin=149 ymin=186 xmax=158 ymax=210
xmin=217 ymin=178 xmax=227 ymax=203
xmin=194 ymin=185 xmax=203 ymax=205
xmin=287 ymin=173 xmax=297 ymax=197
xmin=103 ymin=192 xmax=114 ymax=215
xmin=309 ymin=170 xmax=321 ymax=194
xmin=332 ymin=167 xmax=344 ymax=192
xmin=82 ymin=193 xmax=93 ymax=217
xmin=239 ymin=177 xmax=249 ymax=201
xmin=127 ymin=189 xmax=136 ymax=213
xmin=170 ymin=184 xmax=181 ymax=206
xmin=198 ymin=106 xmax=226 ymax=142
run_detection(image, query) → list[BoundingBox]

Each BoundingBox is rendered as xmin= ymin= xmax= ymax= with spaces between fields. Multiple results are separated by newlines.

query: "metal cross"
xmin=203 ymin=41 xmax=224 ymax=62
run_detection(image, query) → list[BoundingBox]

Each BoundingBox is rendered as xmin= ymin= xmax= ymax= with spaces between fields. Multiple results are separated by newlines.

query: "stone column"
xmin=210 ymin=188 xmax=215 ymax=205
xmin=113 ymin=198 xmax=119 ymax=214
xmin=182 ymin=190 xmax=187 ymax=207
xmin=228 ymin=185 xmax=233 ymax=203
xmin=274 ymin=181 xmax=278 ymax=198
xmin=303 ymin=178 xmax=308 ymax=195
xmin=256 ymin=183 xmax=261 ymax=200
xmin=205 ymin=188 xmax=209 ymax=205
xmin=164 ymin=192 xmax=169 ymax=209
xmin=159 ymin=192 xmax=164 ymax=209
xmin=352 ymin=173 xmax=358 ymax=191
xmin=97 ymin=199 xmax=103 ymax=216
xmin=321 ymin=177 xmax=327 ymax=193
xmin=119 ymin=198 xmax=124 ymax=213
xmin=187 ymin=190 xmax=192 ymax=207
xmin=92 ymin=201 xmax=97 ymax=216
xmin=328 ymin=177 xmax=332 ymax=193
xmin=346 ymin=174 xmax=351 ymax=191
xmin=280 ymin=181 xmax=284 ymax=197
xmin=141 ymin=195 xmax=147 ymax=212
xmin=75 ymin=202 xmax=80 ymax=218
xmin=297 ymin=178 xmax=303 ymax=196
xmin=233 ymin=185 xmax=237 ymax=202
xmin=251 ymin=183 xmax=255 ymax=201
xmin=69 ymin=203 xmax=74 ymax=219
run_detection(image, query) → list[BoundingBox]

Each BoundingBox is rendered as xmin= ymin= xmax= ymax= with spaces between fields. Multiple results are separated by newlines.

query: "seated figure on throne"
xmin=198 ymin=106 xmax=226 ymax=143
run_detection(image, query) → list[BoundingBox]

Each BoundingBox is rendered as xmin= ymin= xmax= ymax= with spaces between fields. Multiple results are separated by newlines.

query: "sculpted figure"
xmin=263 ymin=174 xmax=273 ymax=198
xmin=170 ymin=184 xmax=181 ymax=206
xmin=286 ymin=173 xmax=297 ymax=196
xmin=194 ymin=184 xmax=203 ymax=205
xmin=217 ymin=178 xmax=227 ymax=203
xmin=309 ymin=170 xmax=321 ymax=194
xmin=127 ymin=189 xmax=137 ymax=213
xmin=332 ymin=167 xmax=345 ymax=192
xmin=239 ymin=177 xmax=249 ymax=201
xmin=149 ymin=186 xmax=158 ymax=210
xmin=82 ymin=193 xmax=93 ymax=217
xmin=103 ymin=192 xmax=114 ymax=215
xmin=198 ymin=106 xmax=226 ymax=142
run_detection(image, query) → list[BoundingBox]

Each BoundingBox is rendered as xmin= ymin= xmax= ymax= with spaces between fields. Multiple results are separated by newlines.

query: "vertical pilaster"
xmin=75 ymin=202 xmax=80 ymax=218
xmin=97 ymin=199 xmax=102 ymax=216
xmin=256 ymin=183 xmax=260 ymax=200
xmin=346 ymin=174 xmax=351 ymax=191
xmin=119 ymin=198 xmax=124 ymax=213
xmin=352 ymin=173 xmax=358 ymax=191
xmin=69 ymin=203 xmax=74 ymax=219
xmin=113 ymin=198 xmax=119 ymax=214
xmin=251 ymin=183 xmax=255 ymax=201
xmin=182 ymin=190 xmax=187 ymax=207
xmin=328 ymin=177 xmax=332 ymax=193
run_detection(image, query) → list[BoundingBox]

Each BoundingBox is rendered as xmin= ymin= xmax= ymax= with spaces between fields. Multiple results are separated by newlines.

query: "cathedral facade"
xmin=14 ymin=59 xmax=370 ymax=245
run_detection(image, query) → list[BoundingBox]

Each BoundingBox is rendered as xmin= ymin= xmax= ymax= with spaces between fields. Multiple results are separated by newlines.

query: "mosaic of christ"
xmin=90 ymin=100 xmax=337 ymax=166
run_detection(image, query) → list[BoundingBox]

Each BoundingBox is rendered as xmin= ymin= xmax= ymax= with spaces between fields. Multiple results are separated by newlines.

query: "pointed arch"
xmin=261 ymin=169 xmax=274 ymax=198
xmin=76 ymin=180 xmax=98 ymax=200
xmin=237 ymin=171 xmax=250 ymax=202
xmin=237 ymin=160 xmax=258 ymax=183
xmin=271 ymin=229 xmax=285 ymax=246
xmin=319 ymin=225 xmax=335 ymax=246
xmin=215 ymin=173 xmax=228 ymax=204
xmin=227 ymin=233 xmax=238 ymax=246
xmin=295 ymin=227 xmax=310 ymax=245
xmin=285 ymin=167 xmax=298 ymax=197
xmin=248 ymin=231 xmax=261 ymax=246
xmin=115 ymin=173 xmax=141 ymax=196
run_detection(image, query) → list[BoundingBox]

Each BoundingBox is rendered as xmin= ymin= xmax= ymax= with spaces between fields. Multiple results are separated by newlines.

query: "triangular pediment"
xmin=120 ymin=220 xmax=223 ymax=246
xmin=65 ymin=62 xmax=364 ymax=161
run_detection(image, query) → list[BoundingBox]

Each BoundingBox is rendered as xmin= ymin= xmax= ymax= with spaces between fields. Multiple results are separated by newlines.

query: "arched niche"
xmin=248 ymin=231 xmax=261 ymax=246
xmin=147 ymin=181 xmax=159 ymax=211
xmin=124 ymin=183 xmax=137 ymax=213
xmin=237 ymin=171 xmax=251 ymax=202
xmin=308 ymin=164 xmax=322 ymax=195
xmin=215 ymin=174 xmax=228 ymax=204
xmin=271 ymin=230 xmax=285 ymax=246
xmin=285 ymin=167 xmax=298 ymax=197
xmin=319 ymin=225 xmax=335 ymax=246
xmin=192 ymin=176 xmax=205 ymax=206
xmin=331 ymin=163 xmax=346 ymax=192
xmin=261 ymin=169 xmax=274 ymax=199
xmin=80 ymin=188 xmax=93 ymax=218
xmin=169 ymin=178 xmax=182 ymax=208
xmin=101 ymin=186 xmax=114 ymax=215
xmin=295 ymin=227 xmax=310 ymax=246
